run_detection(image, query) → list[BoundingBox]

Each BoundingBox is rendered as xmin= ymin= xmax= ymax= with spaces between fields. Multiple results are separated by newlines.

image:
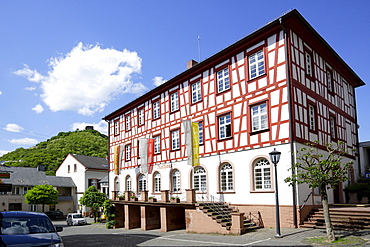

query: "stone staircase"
xmin=301 ymin=206 xmax=370 ymax=230
xmin=196 ymin=202 xmax=261 ymax=232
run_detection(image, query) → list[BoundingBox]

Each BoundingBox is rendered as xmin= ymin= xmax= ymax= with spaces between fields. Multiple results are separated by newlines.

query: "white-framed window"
xmin=154 ymin=135 xmax=161 ymax=154
xmin=138 ymin=108 xmax=145 ymax=126
xmin=249 ymin=50 xmax=265 ymax=80
xmin=154 ymin=172 xmax=161 ymax=193
xmin=326 ymin=68 xmax=333 ymax=92
xmin=305 ymin=51 xmax=313 ymax=77
xmin=218 ymin=113 xmax=232 ymax=139
xmin=74 ymin=164 xmax=77 ymax=172
xmin=12 ymin=186 xmax=21 ymax=195
xmin=30 ymin=205 xmax=38 ymax=212
xmin=193 ymin=166 xmax=206 ymax=192
xmin=254 ymin=158 xmax=271 ymax=190
xmin=138 ymin=174 xmax=147 ymax=192
xmin=217 ymin=67 xmax=230 ymax=93
xmin=23 ymin=187 xmax=32 ymax=195
xmin=114 ymin=120 xmax=120 ymax=135
xmin=170 ymin=91 xmax=179 ymax=112
xmin=191 ymin=81 xmax=202 ymax=103
xmin=67 ymin=165 xmax=70 ymax=173
xmin=125 ymin=144 xmax=131 ymax=161
xmin=308 ymin=104 xmax=316 ymax=131
xmin=125 ymin=176 xmax=132 ymax=192
xmin=153 ymin=101 xmax=160 ymax=119
xmin=125 ymin=115 xmax=131 ymax=131
xmin=171 ymin=129 xmax=180 ymax=150
xmin=220 ymin=163 xmax=233 ymax=192
xmin=330 ymin=115 xmax=336 ymax=140
xmin=251 ymin=103 xmax=268 ymax=131
xmin=198 ymin=122 xmax=204 ymax=144
xmin=172 ymin=170 xmax=181 ymax=192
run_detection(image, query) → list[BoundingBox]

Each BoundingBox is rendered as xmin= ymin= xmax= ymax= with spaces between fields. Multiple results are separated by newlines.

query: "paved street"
xmin=53 ymin=218 xmax=370 ymax=246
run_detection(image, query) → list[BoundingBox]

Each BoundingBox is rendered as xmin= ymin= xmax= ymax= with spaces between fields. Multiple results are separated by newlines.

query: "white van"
xmin=66 ymin=213 xmax=87 ymax=226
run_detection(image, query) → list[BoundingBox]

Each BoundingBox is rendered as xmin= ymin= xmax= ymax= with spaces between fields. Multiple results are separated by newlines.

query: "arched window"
xmin=172 ymin=170 xmax=180 ymax=192
xmin=220 ymin=163 xmax=233 ymax=192
xmin=125 ymin=175 xmax=131 ymax=192
xmin=114 ymin=177 xmax=120 ymax=191
xmin=254 ymin=158 xmax=271 ymax=190
xmin=138 ymin=174 xmax=147 ymax=192
xmin=193 ymin=166 xmax=206 ymax=192
xmin=153 ymin=172 xmax=161 ymax=193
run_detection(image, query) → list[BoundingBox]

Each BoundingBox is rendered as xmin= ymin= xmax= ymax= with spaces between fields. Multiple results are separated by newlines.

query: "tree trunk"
xmin=321 ymin=186 xmax=335 ymax=242
xmin=42 ymin=204 xmax=45 ymax=213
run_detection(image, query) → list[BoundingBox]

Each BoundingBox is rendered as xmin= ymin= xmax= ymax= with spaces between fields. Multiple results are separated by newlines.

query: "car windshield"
xmin=0 ymin=217 xmax=55 ymax=235
xmin=72 ymin=214 xmax=83 ymax=218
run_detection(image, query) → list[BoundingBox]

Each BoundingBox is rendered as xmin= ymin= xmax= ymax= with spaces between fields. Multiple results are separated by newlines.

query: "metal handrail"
xmin=300 ymin=191 xmax=312 ymax=210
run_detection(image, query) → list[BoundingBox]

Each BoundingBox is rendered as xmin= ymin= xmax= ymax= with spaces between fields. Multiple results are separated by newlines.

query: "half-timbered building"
xmin=103 ymin=9 xmax=364 ymax=233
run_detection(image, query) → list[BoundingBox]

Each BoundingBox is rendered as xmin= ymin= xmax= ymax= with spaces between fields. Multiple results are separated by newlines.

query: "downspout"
xmin=105 ymin=119 xmax=110 ymax=199
xmin=279 ymin=17 xmax=298 ymax=228
xmin=353 ymin=88 xmax=361 ymax=176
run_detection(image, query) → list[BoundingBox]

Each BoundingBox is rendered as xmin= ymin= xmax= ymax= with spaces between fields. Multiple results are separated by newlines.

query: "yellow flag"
xmin=191 ymin=122 xmax=200 ymax=166
xmin=113 ymin=146 xmax=120 ymax=175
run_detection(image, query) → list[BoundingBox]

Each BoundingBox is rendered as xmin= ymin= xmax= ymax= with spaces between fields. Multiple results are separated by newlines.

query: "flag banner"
xmin=113 ymin=145 xmax=120 ymax=175
xmin=192 ymin=122 xmax=200 ymax=166
xmin=139 ymin=139 xmax=148 ymax=173
xmin=183 ymin=120 xmax=193 ymax=166
xmin=119 ymin=145 xmax=124 ymax=172
xmin=147 ymin=138 xmax=154 ymax=174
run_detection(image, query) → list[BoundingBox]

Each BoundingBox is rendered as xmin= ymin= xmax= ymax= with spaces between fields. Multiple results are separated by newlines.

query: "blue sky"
xmin=0 ymin=1 xmax=369 ymax=156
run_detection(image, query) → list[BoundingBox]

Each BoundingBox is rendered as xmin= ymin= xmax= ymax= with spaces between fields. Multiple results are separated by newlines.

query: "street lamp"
xmin=269 ymin=148 xmax=282 ymax=238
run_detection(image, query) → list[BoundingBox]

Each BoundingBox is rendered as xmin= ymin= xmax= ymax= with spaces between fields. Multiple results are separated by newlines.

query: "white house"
xmin=56 ymin=154 xmax=108 ymax=214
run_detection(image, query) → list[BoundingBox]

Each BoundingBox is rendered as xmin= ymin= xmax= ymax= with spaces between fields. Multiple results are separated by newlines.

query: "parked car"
xmin=45 ymin=210 xmax=64 ymax=220
xmin=66 ymin=213 xmax=87 ymax=226
xmin=0 ymin=211 xmax=63 ymax=246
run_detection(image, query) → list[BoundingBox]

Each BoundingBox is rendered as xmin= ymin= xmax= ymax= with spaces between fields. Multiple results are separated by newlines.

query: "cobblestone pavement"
xmin=54 ymin=218 xmax=370 ymax=246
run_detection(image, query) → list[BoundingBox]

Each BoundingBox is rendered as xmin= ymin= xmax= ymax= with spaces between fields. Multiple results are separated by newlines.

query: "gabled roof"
xmin=103 ymin=9 xmax=364 ymax=121
xmin=71 ymin=154 xmax=108 ymax=170
xmin=0 ymin=165 xmax=76 ymax=187
xmin=99 ymin=175 xmax=108 ymax=183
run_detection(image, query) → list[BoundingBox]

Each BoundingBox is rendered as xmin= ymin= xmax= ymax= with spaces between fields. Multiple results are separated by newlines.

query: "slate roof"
xmin=99 ymin=175 xmax=108 ymax=183
xmin=71 ymin=154 xmax=108 ymax=170
xmin=0 ymin=165 xmax=76 ymax=187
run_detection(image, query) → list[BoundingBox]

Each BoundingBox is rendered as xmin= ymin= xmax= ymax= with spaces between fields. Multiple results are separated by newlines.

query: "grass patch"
xmin=303 ymin=236 xmax=367 ymax=246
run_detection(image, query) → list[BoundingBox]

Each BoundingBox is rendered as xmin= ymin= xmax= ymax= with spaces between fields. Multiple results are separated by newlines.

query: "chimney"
xmin=37 ymin=165 xmax=45 ymax=172
xmin=186 ymin=60 xmax=198 ymax=69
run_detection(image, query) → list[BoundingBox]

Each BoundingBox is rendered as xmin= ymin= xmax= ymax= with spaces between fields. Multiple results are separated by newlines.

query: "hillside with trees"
xmin=0 ymin=129 xmax=107 ymax=175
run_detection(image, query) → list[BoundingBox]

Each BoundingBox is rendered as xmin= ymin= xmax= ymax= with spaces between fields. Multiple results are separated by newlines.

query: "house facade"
xmin=56 ymin=154 xmax=108 ymax=214
xmin=103 ymin=9 xmax=364 ymax=230
xmin=0 ymin=165 xmax=76 ymax=214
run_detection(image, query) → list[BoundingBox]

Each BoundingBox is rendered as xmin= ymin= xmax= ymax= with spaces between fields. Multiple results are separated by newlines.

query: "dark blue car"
xmin=0 ymin=211 xmax=63 ymax=247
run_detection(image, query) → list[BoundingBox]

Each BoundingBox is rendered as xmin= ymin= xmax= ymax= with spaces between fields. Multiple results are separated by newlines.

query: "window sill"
xmin=250 ymin=190 xmax=275 ymax=193
xmin=247 ymin=73 xmax=267 ymax=82
xmin=249 ymin=128 xmax=270 ymax=136
xmin=216 ymin=191 xmax=235 ymax=194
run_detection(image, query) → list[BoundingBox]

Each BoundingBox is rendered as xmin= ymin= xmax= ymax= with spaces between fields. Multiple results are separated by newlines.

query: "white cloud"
xmin=152 ymin=76 xmax=167 ymax=87
xmin=13 ymin=64 xmax=45 ymax=82
xmin=14 ymin=42 xmax=148 ymax=116
xmin=25 ymin=87 xmax=36 ymax=91
xmin=0 ymin=150 xmax=10 ymax=156
xmin=0 ymin=91 xmax=2 ymax=95
xmin=9 ymin=138 xmax=38 ymax=145
xmin=4 ymin=123 xmax=24 ymax=133
xmin=71 ymin=120 xmax=108 ymax=135
xmin=32 ymin=104 xmax=44 ymax=114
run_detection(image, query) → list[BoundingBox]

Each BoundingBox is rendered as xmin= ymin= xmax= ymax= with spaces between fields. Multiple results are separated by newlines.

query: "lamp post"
xmin=269 ymin=148 xmax=282 ymax=238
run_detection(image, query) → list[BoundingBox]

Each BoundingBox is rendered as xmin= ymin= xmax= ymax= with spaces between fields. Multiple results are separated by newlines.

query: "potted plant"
xmin=170 ymin=196 xmax=180 ymax=203
xmin=117 ymin=195 xmax=125 ymax=201
xmin=130 ymin=195 xmax=138 ymax=201
xmin=148 ymin=196 xmax=157 ymax=202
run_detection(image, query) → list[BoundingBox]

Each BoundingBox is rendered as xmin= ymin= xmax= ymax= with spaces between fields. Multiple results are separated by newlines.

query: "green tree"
xmin=79 ymin=186 xmax=106 ymax=223
xmin=24 ymin=184 xmax=58 ymax=212
xmin=285 ymin=141 xmax=353 ymax=242
xmin=103 ymin=200 xmax=118 ymax=229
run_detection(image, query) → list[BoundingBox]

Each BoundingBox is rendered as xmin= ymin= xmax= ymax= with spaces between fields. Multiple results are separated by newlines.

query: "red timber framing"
xmin=103 ymin=9 xmax=364 ymax=231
